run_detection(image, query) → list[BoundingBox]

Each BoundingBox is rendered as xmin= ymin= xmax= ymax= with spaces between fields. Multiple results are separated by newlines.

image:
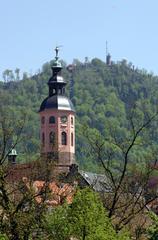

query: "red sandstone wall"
xmin=40 ymin=109 xmax=75 ymax=166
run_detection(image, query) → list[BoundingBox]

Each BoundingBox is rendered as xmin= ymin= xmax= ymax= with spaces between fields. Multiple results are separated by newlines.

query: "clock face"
xmin=61 ymin=116 xmax=67 ymax=123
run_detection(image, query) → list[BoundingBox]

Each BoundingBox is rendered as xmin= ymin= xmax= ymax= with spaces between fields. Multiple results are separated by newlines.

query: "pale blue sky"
xmin=0 ymin=0 xmax=158 ymax=78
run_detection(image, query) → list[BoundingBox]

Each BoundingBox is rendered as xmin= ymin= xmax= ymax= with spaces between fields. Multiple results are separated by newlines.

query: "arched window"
xmin=49 ymin=131 xmax=55 ymax=145
xmin=49 ymin=116 xmax=55 ymax=124
xmin=61 ymin=132 xmax=67 ymax=145
xmin=42 ymin=132 xmax=45 ymax=146
xmin=71 ymin=117 xmax=73 ymax=125
xmin=41 ymin=116 xmax=45 ymax=124
xmin=71 ymin=132 xmax=73 ymax=146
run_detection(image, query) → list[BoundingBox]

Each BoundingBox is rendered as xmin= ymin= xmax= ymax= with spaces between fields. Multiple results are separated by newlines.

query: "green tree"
xmin=0 ymin=234 xmax=8 ymax=240
xmin=44 ymin=188 xmax=130 ymax=239
xmin=148 ymin=212 xmax=158 ymax=240
xmin=81 ymin=106 xmax=158 ymax=239
xmin=15 ymin=68 xmax=20 ymax=81
xmin=0 ymin=109 xmax=52 ymax=240
xmin=44 ymin=204 xmax=70 ymax=240
xmin=68 ymin=188 xmax=125 ymax=240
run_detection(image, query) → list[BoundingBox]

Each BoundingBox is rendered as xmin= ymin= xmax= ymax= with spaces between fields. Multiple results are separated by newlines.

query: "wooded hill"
xmin=1 ymin=58 xmax=158 ymax=171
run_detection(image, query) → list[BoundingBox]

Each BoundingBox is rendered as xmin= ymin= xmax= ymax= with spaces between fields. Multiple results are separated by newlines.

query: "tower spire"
xmin=39 ymin=47 xmax=75 ymax=173
xmin=45 ymin=46 xmax=66 ymax=97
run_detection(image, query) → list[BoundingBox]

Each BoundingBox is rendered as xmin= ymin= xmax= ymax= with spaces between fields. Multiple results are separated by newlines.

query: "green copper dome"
xmin=52 ymin=59 xmax=62 ymax=68
xmin=9 ymin=148 xmax=17 ymax=156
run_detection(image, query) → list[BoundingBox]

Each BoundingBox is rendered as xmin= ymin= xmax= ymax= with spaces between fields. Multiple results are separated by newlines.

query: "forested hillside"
xmin=1 ymin=58 xmax=158 ymax=171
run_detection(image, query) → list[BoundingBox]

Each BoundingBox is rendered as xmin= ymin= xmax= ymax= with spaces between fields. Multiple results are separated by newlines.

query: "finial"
xmin=54 ymin=45 xmax=63 ymax=61
xmin=55 ymin=46 xmax=59 ymax=61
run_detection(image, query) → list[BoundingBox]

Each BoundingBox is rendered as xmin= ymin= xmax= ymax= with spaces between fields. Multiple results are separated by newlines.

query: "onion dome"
xmin=39 ymin=47 xmax=75 ymax=112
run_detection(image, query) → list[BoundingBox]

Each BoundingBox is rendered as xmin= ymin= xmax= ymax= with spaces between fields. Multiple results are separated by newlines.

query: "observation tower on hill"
xmin=39 ymin=47 xmax=75 ymax=173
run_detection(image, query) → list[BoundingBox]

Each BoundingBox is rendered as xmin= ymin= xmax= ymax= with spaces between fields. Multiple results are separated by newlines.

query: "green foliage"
xmin=1 ymin=59 xmax=158 ymax=169
xmin=148 ymin=212 xmax=158 ymax=240
xmin=44 ymin=204 xmax=70 ymax=240
xmin=45 ymin=188 xmax=131 ymax=240
xmin=68 ymin=188 xmax=117 ymax=240
xmin=0 ymin=234 xmax=8 ymax=240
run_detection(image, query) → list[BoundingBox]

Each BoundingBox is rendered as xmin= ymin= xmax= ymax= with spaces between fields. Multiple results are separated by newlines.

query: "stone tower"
xmin=39 ymin=47 xmax=75 ymax=172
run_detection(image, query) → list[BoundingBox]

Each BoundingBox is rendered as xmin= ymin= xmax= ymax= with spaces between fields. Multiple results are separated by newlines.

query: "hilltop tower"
xmin=106 ymin=41 xmax=111 ymax=66
xmin=39 ymin=47 xmax=75 ymax=172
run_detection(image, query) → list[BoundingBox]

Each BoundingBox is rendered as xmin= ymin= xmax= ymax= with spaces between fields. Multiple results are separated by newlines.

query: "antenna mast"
xmin=106 ymin=41 xmax=108 ymax=57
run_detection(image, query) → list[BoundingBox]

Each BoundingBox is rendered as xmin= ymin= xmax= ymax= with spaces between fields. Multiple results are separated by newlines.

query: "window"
xmin=49 ymin=116 xmax=55 ymax=124
xmin=49 ymin=131 xmax=55 ymax=145
xmin=61 ymin=132 xmax=67 ymax=145
xmin=58 ymin=88 xmax=62 ymax=94
xmin=71 ymin=117 xmax=73 ymax=125
xmin=71 ymin=133 xmax=73 ymax=146
xmin=41 ymin=116 xmax=45 ymax=124
xmin=42 ymin=132 xmax=45 ymax=146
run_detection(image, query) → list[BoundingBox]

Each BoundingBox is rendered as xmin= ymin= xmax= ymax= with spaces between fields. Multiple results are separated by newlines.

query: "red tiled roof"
xmin=27 ymin=179 xmax=75 ymax=206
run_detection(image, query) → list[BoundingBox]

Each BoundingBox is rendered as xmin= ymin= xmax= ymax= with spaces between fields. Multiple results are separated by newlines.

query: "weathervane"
xmin=54 ymin=45 xmax=63 ymax=61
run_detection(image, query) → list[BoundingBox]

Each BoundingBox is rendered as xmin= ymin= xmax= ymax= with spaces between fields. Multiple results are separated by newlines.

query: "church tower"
xmin=39 ymin=47 xmax=75 ymax=172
